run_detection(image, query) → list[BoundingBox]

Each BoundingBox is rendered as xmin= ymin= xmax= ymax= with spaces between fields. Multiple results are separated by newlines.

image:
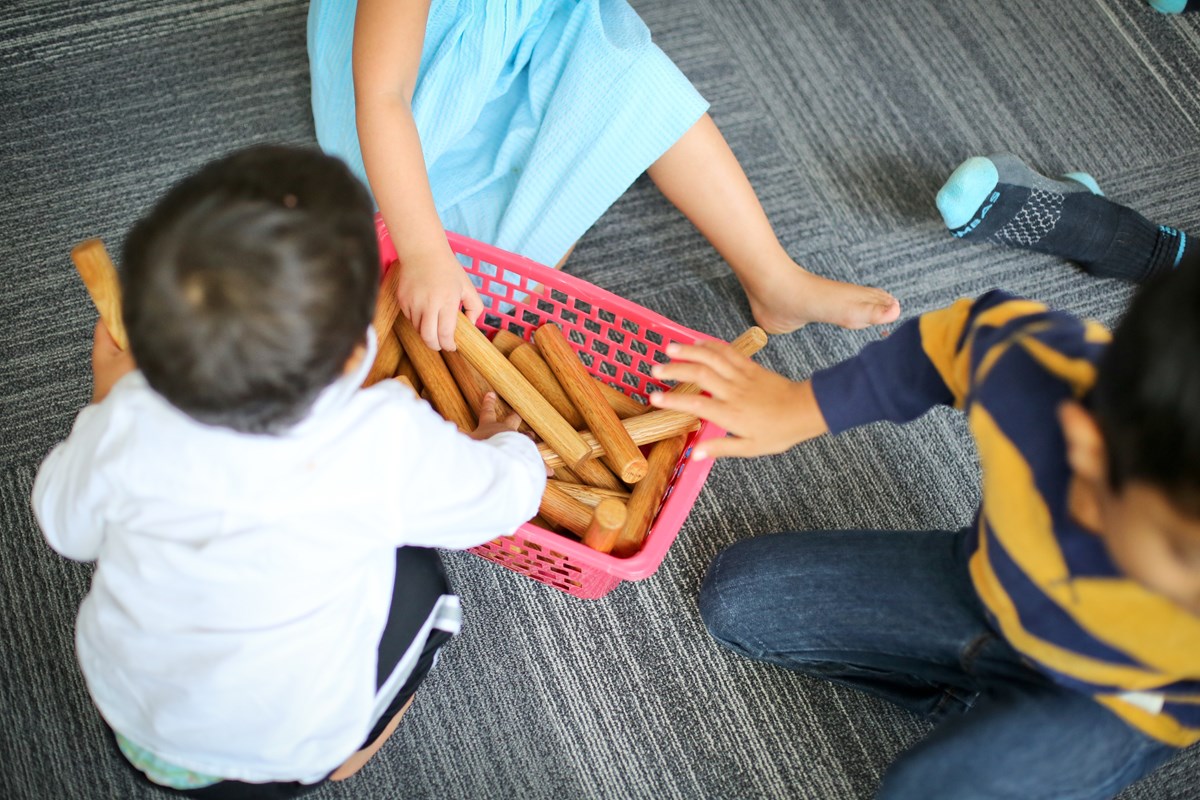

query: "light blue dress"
xmin=308 ymin=0 xmax=709 ymax=267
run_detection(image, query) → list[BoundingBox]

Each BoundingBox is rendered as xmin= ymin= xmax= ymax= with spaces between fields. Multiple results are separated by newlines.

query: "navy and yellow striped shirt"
xmin=810 ymin=290 xmax=1200 ymax=746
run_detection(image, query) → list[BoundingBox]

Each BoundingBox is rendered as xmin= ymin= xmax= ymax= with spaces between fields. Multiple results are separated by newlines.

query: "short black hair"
xmin=122 ymin=145 xmax=378 ymax=434
xmin=1093 ymin=259 xmax=1200 ymax=516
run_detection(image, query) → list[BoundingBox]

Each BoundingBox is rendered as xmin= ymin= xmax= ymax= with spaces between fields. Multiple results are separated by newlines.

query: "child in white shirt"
xmin=33 ymin=145 xmax=546 ymax=797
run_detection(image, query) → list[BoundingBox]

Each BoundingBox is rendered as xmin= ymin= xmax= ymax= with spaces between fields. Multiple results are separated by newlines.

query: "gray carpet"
xmin=2 ymin=1 xmax=1199 ymax=797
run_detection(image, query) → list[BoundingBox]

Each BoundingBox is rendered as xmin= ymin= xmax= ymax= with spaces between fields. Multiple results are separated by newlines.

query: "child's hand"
xmin=468 ymin=392 xmax=522 ymax=440
xmin=91 ymin=321 xmax=135 ymax=404
xmin=397 ymin=250 xmax=485 ymax=352
xmin=648 ymin=340 xmax=829 ymax=459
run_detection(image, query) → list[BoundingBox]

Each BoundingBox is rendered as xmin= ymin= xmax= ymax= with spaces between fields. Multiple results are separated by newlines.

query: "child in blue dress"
xmin=308 ymin=0 xmax=901 ymax=352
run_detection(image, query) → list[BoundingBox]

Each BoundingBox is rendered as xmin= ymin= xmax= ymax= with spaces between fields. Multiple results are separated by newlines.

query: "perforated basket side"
xmin=376 ymin=219 xmax=723 ymax=597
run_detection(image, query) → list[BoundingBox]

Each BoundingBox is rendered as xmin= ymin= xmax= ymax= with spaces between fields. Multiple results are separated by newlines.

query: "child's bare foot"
xmin=744 ymin=262 xmax=900 ymax=333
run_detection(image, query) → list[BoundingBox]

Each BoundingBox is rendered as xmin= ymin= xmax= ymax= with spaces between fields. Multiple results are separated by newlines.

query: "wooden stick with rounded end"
xmin=594 ymin=378 xmax=649 ymax=419
xmin=454 ymin=313 xmax=592 ymax=469
xmin=70 ymin=239 xmax=129 ymax=351
xmin=441 ymin=349 xmax=487 ymax=417
xmin=582 ymin=498 xmax=627 ymax=554
xmin=547 ymin=480 xmax=631 ymax=507
xmin=509 ymin=343 xmax=586 ymax=429
xmin=394 ymin=313 xmax=475 ymax=432
xmin=395 ymin=350 xmax=423 ymax=396
xmin=666 ymin=327 xmax=768 ymax=397
xmin=537 ymin=408 xmax=701 ymax=469
xmin=537 ymin=482 xmax=593 ymax=538
xmin=534 ymin=324 xmax=648 ymax=483
xmin=491 ymin=329 xmax=526 ymax=357
xmin=612 ymin=434 xmax=689 ymax=558
xmin=364 ymin=265 xmax=405 ymax=387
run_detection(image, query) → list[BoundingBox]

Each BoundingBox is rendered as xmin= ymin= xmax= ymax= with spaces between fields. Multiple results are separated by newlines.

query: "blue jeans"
xmin=699 ymin=528 xmax=1176 ymax=800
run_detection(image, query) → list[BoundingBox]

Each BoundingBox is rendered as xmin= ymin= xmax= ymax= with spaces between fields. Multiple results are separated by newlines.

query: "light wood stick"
xmin=490 ymin=329 xmax=526 ymax=357
xmin=593 ymin=377 xmax=649 ymax=419
xmin=538 ymin=482 xmax=593 ymax=538
xmin=394 ymin=313 xmax=475 ymax=432
xmin=612 ymin=434 xmax=689 ymax=558
xmin=509 ymin=343 xmax=586 ymax=429
xmin=395 ymin=350 xmax=423 ymax=396
xmin=441 ymin=349 xmax=487 ymax=417
xmin=364 ymin=265 xmax=405 ymax=386
xmin=444 ymin=349 xmax=522 ymax=431
xmin=667 ymin=326 xmax=768 ymax=397
xmin=454 ymin=313 xmax=593 ymax=469
xmin=530 ymin=514 xmax=559 ymax=532
xmin=537 ymin=408 xmax=699 ymax=468
xmin=393 ymin=375 xmax=417 ymax=394
xmin=70 ymin=239 xmax=129 ymax=351
xmin=534 ymin=324 xmax=648 ymax=483
xmin=567 ymin=455 xmax=625 ymax=492
xmin=582 ymin=498 xmax=627 ymax=554
xmin=365 ymin=330 xmax=403 ymax=388
xmin=552 ymin=464 xmax=581 ymax=483
xmin=547 ymin=480 xmax=631 ymax=507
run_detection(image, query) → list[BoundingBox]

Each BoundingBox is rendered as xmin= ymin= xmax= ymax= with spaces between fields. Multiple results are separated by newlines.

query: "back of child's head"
xmin=122 ymin=145 xmax=378 ymax=434
xmin=1093 ymin=262 xmax=1200 ymax=515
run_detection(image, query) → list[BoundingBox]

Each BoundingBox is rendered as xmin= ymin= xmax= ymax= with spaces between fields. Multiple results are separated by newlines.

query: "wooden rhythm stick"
xmin=393 ymin=375 xmax=417 ymax=394
xmin=365 ymin=330 xmax=403 ymax=388
xmin=537 ymin=481 xmax=593 ymax=538
xmin=509 ymin=343 xmax=586 ymax=429
xmin=534 ymin=323 xmax=648 ymax=483
xmin=364 ymin=265 xmax=405 ymax=386
xmin=666 ymin=326 xmax=768 ymax=397
xmin=441 ymin=349 xmax=487 ymax=417
xmin=394 ymin=313 xmax=475 ymax=432
xmin=612 ymin=434 xmax=689 ymax=558
xmin=395 ymin=350 xmax=423 ymax=396
xmin=594 ymin=378 xmax=649 ymax=419
xmin=490 ymin=329 xmax=526 ymax=357
xmin=582 ymin=498 xmax=627 ymax=554
xmin=537 ymin=408 xmax=700 ymax=469
xmin=546 ymin=480 xmax=631 ymax=508
xmin=566 ymin=453 xmax=625 ymax=492
xmin=454 ymin=313 xmax=593 ymax=469
xmin=70 ymin=239 xmax=129 ymax=351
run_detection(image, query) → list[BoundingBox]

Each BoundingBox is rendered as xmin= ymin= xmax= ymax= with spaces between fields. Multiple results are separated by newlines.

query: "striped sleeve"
xmin=811 ymin=291 xmax=1032 ymax=434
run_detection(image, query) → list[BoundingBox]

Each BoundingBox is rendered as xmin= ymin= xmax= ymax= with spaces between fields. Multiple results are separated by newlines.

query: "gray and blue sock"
xmin=936 ymin=154 xmax=1192 ymax=284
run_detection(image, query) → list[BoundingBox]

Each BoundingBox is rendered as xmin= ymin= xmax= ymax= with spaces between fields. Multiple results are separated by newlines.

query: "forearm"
xmin=352 ymin=0 xmax=446 ymax=264
xmin=355 ymin=96 xmax=450 ymax=263
xmin=810 ymin=317 xmax=955 ymax=434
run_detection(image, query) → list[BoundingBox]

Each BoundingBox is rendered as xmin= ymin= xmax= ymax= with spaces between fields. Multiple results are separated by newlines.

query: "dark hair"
xmin=122 ymin=145 xmax=378 ymax=434
xmin=1093 ymin=260 xmax=1200 ymax=516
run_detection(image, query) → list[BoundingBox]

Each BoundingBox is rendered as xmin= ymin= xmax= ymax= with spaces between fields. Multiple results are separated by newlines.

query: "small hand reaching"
xmin=396 ymin=248 xmax=485 ymax=352
xmin=648 ymin=340 xmax=829 ymax=460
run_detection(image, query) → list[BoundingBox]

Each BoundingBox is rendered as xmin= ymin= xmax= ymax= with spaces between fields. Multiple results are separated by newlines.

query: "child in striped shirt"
xmin=652 ymin=161 xmax=1199 ymax=799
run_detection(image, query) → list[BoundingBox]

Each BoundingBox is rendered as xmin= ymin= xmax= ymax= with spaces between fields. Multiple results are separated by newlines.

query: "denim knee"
xmin=698 ymin=539 xmax=765 ymax=656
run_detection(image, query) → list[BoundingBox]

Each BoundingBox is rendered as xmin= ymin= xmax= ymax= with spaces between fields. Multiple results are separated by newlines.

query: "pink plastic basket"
xmin=376 ymin=216 xmax=724 ymax=599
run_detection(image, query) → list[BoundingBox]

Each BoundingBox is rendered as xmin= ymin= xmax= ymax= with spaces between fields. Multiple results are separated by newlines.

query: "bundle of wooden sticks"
xmin=363 ymin=264 xmax=767 ymax=558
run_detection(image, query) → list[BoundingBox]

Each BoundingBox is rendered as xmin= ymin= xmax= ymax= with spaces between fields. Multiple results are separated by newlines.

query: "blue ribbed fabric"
xmin=308 ymin=0 xmax=709 ymax=267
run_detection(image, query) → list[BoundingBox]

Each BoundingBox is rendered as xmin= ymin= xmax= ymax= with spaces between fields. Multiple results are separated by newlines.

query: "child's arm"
xmin=392 ymin=390 xmax=547 ymax=549
xmin=651 ymin=291 xmax=1031 ymax=458
xmin=32 ymin=322 xmax=136 ymax=559
xmin=353 ymin=0 xmax=484 ymax=352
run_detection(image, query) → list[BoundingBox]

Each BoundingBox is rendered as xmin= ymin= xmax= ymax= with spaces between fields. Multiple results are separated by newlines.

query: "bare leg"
xmin=647 ymin=114 xmax=900 ymax=332
xmin=329 ymin=694 xmax=416 ymax=782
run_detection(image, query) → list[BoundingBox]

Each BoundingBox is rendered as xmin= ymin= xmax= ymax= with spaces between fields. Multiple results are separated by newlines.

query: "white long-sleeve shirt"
xmin=32 ymin=339 xmax=545 ymax=783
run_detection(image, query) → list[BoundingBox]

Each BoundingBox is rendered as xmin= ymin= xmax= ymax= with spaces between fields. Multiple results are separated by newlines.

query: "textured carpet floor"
xmin=2 ymin=1 xmax=1199 ymax=798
